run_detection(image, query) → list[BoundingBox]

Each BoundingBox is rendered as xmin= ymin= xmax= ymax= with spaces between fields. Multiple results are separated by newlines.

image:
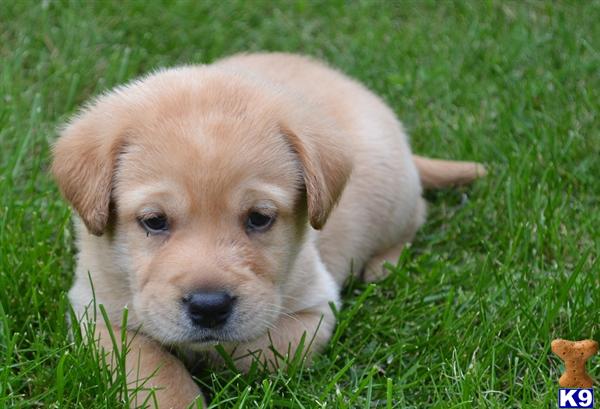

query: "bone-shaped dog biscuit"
xmin=551 ymin=339 xmax=598 ymax=388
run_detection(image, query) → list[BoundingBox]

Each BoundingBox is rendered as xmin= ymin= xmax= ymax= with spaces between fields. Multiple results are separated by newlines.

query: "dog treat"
xmin=551 ymin=338 xmax=598 ymax=388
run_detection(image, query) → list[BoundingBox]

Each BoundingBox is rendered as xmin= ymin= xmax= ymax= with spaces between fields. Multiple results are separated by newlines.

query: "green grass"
xmin=1 ymin=0 xmax=599 ymax=407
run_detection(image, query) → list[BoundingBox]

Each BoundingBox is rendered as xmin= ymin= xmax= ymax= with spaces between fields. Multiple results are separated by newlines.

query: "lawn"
xmin=1 ymin=1 xmax=599 ymax=407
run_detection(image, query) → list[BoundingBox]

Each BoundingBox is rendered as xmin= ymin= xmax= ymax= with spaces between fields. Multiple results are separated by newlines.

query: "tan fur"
xmin=412 ymin=155 xmax=487 ymax=189
xmin=52 ymin=52 xmax=485 ymax=407
xmin=95 ymin=325 xmax=203 ymax=409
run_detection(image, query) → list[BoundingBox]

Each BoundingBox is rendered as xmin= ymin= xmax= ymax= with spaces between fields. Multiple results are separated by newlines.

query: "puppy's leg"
xmin=95 ymin=324 xmax=203 ymax=409
xmin=226 ymin=306 xmax=335 ymax=373
xmin=361 ymin=243 xmax=405 ymax=282
xmin=361 ymin=196 xmax=425 ymax=283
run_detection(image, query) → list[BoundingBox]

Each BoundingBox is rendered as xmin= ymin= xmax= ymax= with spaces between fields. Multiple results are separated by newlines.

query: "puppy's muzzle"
xmin=183 ymin=291 xmax=236 ymax=329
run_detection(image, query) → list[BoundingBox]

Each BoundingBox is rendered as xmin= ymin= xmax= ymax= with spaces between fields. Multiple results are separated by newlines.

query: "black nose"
xmin=183 ymin=291 xmax=235 ymax=328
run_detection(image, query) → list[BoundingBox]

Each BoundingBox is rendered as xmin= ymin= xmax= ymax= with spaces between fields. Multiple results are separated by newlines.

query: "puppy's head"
xmin=52 ymin=67 xmax=351 ymax=346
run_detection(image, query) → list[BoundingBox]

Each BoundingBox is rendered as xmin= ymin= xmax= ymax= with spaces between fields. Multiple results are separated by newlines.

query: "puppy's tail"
xmin=412 ymin=155 xmax=487 ymax=189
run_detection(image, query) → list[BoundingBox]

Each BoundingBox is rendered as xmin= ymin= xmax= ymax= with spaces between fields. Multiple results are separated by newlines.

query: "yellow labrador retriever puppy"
xmin=52 ymin=52 xmax=485 ymax=408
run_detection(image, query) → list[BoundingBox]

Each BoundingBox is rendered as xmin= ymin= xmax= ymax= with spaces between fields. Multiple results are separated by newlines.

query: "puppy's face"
xmin=53 ymin=67 xmax=351 ymax=346
xmin=114 ymin=117 xmax=305 ymax=345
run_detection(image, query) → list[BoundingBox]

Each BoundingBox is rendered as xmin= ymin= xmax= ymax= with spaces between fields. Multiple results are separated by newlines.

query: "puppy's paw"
xmin=361 ymin=244 xmax=405 ymax=282
xmin=361 ymin=257 xmax=392 ymax=282
xmin=147 ymin=384 xmax=204 ymax=409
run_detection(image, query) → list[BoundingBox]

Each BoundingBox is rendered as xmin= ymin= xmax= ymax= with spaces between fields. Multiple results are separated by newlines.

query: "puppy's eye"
xmin=139 ymin=214 xmax=169 ymax=234
xmin=246 ymin=211 xmax=274 ymax=232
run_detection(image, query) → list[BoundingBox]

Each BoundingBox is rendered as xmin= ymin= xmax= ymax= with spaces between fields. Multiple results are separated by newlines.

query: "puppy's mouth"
xmin=141 ymin=299 xmax=278 ymax=347
xmin=179 ymin=328 xmax=259 ymax=350
xmin=193 ymin=334 xmax=220 ymax=344
xmin=183 ymin=334 xmax=233 ymax=351
xmin=196 ymin=334 xmax=218 ymax=342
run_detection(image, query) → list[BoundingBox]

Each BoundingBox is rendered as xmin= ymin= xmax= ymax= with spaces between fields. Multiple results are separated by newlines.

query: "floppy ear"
xmin=51 ymin=102 xmax=126 ymax=236
xmin=281 ymin=124 xmax=352 ymax=230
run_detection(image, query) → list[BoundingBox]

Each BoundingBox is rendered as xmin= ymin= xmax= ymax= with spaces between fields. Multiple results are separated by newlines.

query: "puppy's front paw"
xmin=214 ymin=308 xmax=335 ymax=374
xmin=138 ymin=381 xmax=204 ymax=409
